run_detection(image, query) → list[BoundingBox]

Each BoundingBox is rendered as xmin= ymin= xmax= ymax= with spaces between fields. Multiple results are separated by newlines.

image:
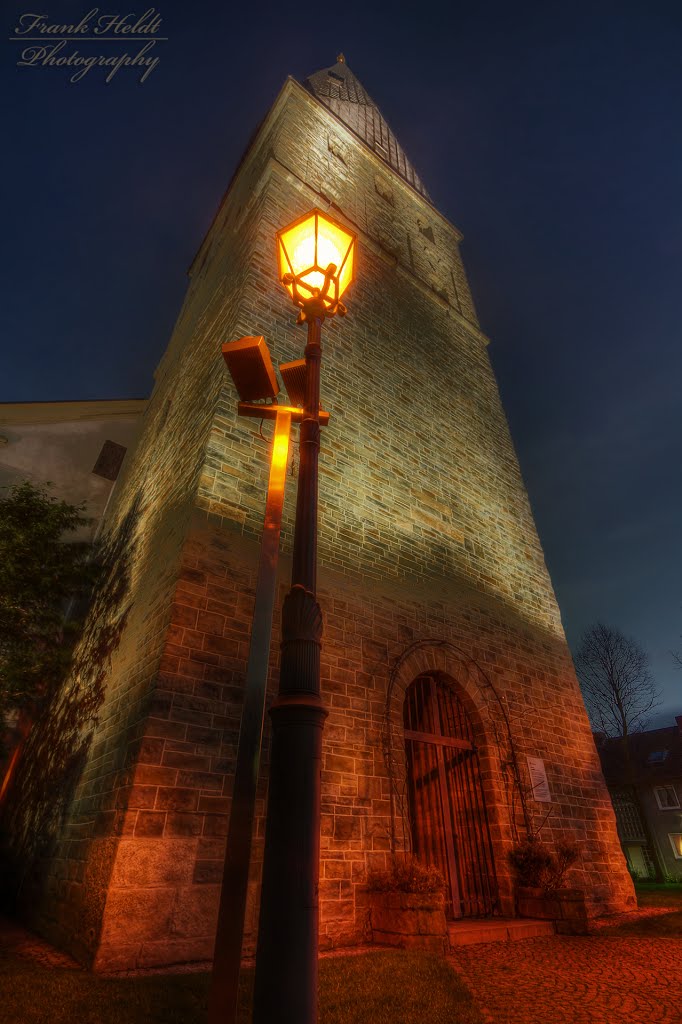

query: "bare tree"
xmin=576 ymin=622 xmax=664 ymax=881
xmin=575 ymin=622 xmax=661 ymax=739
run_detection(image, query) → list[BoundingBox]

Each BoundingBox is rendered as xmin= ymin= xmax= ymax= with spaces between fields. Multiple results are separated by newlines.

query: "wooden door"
xmin=404 ymin=674 xmax=498 ymax=918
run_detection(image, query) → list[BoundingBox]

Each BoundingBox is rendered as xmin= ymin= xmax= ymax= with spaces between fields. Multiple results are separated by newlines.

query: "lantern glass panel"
xmin=278 ymin=238 xmax=295 ymax=299
xmin=279 ymin=214 xmax=317 ymax=279
xmin=337 ymin=244 xmax=354 ymax=299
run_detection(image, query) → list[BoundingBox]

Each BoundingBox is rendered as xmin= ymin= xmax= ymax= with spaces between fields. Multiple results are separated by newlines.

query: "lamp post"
xmin=208 ymin=336 xmax=287 ymax=1024
xmin=253 ymin=209 xmax=356 ymax=1024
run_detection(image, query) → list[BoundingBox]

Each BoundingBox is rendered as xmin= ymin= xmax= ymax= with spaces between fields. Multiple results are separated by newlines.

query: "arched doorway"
xmin=403 ymin=673 xmax=498 ymax=918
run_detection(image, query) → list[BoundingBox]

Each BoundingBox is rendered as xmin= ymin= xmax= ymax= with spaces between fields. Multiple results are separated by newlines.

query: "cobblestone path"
xmin=451 ymin=933 xmax=682 ymax=1024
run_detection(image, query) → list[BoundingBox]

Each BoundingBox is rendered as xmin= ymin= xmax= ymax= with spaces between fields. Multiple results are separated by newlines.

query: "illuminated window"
xmin=668 ymin=834 xmax=682 ymax=860
xmin=654 ymin=786 xmax=680 ymax=810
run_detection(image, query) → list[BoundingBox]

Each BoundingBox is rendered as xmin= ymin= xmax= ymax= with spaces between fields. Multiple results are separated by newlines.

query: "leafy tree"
xmin=574 ymin=622 xmax=662 ymax=739
xmin=0 ymin=481 xmax=98 ymax=739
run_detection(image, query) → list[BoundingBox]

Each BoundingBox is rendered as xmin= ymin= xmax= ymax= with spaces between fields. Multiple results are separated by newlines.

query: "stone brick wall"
xmin=3 ymin=73 xmax=634 ymax=972
xmin=195 ymin=82 xmax=563 ymax=638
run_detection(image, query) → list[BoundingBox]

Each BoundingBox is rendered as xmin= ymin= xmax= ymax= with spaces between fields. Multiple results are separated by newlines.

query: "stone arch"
xmin=388 ymin=642 xmax=492 ymax=738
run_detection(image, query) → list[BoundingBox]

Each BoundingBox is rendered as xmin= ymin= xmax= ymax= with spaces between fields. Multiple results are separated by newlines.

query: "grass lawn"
xmin=0 ymin=949 xmax=483 ymax=1024
xmin=634 ymin=881 xmax=682 ymax=908
xmin=604 ymin=911 xmax=682 ymax=937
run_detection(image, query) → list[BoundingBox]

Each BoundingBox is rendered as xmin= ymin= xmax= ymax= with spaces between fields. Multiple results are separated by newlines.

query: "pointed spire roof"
xmin=304 ymin=56 xmax=430 ymax=199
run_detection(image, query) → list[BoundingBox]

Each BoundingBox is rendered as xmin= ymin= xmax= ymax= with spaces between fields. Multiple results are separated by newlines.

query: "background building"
xmin=596 ymin=717 xmax=682 ymax=880
xmin=0 ymin=58 xmax=634 ymax=972
xmin=0 ymin=399 xmax=145 ymax=539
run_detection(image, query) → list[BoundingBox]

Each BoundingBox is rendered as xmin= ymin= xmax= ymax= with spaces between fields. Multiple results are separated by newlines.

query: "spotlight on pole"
xmin=279 ymin=359 xmax=307 ymax=408
xmin=221 ymin=335 xmax=279 ymax=402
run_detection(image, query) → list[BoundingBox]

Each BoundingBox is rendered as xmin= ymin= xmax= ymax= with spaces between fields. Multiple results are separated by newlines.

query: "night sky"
xmin=2 ymin=2 xmax=681 ymax=722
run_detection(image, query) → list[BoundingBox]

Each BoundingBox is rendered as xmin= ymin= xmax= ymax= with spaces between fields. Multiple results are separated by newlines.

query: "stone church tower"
xmin=1 ymin=57 xmax=634 ymax=971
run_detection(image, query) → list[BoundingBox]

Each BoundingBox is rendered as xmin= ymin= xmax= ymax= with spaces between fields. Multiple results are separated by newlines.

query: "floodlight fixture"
xmin=279 ymin=359 xmax=307 ymax=408
xmin=221 ymin=336 xmax=279 ymax=402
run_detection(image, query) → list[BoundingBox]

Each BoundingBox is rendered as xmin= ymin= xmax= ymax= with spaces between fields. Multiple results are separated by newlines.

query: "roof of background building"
xmin=596 ymin=718 xmax=682 ymax=785
xmin=304 ymin=54 xmax=430 ymax=200
xmin=0 ymin=399 xmax=146 ymax=425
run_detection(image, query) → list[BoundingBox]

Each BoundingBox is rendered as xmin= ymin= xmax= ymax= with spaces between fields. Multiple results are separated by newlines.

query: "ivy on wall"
xmin=0 ymin=491 xmax=142 ymax=901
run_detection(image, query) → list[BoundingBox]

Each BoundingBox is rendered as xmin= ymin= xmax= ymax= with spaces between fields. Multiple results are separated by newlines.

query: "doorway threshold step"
xmin=448 ymin=918 xmax=555 ymax=946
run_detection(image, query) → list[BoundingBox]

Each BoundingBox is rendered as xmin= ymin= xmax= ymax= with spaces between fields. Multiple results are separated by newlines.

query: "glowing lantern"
xmin=276 ymin=208 xmax=356 ymax=316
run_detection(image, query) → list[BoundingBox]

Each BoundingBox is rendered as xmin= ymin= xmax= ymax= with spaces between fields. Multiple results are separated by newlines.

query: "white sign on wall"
xmin=526 ymin=756 xmax=552 ymax=803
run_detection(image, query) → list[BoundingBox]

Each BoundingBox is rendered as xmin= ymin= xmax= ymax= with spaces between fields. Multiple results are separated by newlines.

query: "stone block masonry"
xmin=1 ymin=67 xmax=634 ymax=972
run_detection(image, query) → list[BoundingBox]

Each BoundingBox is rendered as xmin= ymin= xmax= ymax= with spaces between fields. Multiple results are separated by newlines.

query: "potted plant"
xmin=365 ymin=856 xmax=449 ymax=953
xmin=509 ymin=838 xmax=588 ymax=934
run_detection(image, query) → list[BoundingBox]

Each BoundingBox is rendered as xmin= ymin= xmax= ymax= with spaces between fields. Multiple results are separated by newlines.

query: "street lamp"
xmin=209 ymin=336 xmax=327 ymax=1024
xmin=253 ymin=209 xmax=356 ymax=1024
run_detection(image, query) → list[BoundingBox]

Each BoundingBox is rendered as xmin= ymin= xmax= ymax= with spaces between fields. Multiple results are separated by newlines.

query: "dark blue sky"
xmin=2 ymin=1 xmax=680 ymax=722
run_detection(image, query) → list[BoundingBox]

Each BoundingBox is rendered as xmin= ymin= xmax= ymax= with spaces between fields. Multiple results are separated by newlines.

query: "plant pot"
xmin=517 ymin=886 xmax=588 ymax=934
xmin=517 ymin=886 xmax=560 ymax=920
xmin=554 ymin=888 xmax=589 ymax=935
xmin=369 ymin=890 xmax=448 ymax=954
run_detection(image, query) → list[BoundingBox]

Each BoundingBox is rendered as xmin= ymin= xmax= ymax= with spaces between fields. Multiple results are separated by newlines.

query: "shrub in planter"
xmin=509 ymin=838 xmax=588 ymax=934
xmin=366 ymin=856 xmax=446 ymax=896
xmin=509 ymin=838 xmax=579 ymax=893
xmin=508 ymin=838 xmax=554 ymax=890
xmin=366 ymin=857 xmax=449 ymax=953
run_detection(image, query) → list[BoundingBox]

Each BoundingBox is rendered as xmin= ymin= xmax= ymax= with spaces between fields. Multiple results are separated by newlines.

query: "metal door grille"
xmin=404 ymin=673 xmax=498 ymax=918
